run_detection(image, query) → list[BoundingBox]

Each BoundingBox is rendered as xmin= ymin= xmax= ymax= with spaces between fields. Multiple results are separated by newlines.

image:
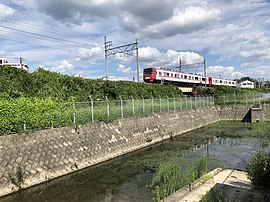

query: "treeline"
xmin=0 ymin=66 xmax=183 ymax=101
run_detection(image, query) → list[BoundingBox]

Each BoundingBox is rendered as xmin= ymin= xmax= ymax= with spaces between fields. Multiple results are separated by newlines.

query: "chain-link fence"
xmin=214 ymin=92 xmax=268 ymax=105
xmin=2 ymin=93 xmax=269 ymax=134
xmin=73 ymin=96 xmax=215 ymax=124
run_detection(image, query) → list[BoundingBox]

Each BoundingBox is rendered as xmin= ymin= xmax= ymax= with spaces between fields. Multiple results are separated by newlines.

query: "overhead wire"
xmin=2 ymin=19 xmax=101 ymax=45
xmin=0 ymin=25 xmax=97 ymax=47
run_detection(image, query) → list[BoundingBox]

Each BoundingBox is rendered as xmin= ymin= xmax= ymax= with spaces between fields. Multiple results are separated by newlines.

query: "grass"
xmin=147 ymin=155 xmax=208 ymax=202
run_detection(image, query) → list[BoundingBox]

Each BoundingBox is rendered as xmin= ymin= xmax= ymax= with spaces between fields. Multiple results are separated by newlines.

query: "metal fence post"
xmin=151 ymin=95 xmax=154 ymax=113
xmin=173 ymin=96 xmax=176 ymax=111
xmin=166 ymin=95 xmax=169 ymax=111
xmin=89 ymin=96 xmax=94 ymax=123
xmin=206 ymin=96 xmax=208 ymax=107
xmin=131 ymin=96 xmax=135 ymax=116
xmin=190 ymin=96 xmax=193 ymax=109
xmin=23 ymin=120 xmax=26 ymax=131
xmin=180 ymin=96 xmax=182 ymax=111
xmin=106 ymin=96 xmax=110 ymax=119
xmin=73 ymin=102 xmax=76 ymax=125
xmin=159 ymin=96 xmax=162 ymax=112
xmin=141 ymin=96 xmax=145 ymax=114
xmin=120 ymin=96 xmax=123 ymax=118
xmin=185 ymin=97 xmax=188 ymax=109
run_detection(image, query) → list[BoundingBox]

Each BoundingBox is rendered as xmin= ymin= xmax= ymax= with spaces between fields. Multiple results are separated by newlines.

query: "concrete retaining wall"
xmin=0 ymin=104 xmax=269 ymax=197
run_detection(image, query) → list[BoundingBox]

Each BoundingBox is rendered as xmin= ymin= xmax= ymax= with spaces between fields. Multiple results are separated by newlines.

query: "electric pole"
xmin=104 ymin=36 xmax=139 ymax=82
xmin=204 ymin=59 xmax=206 ymax=87
xmin=104 ymin=36 xmax=112 ymax=81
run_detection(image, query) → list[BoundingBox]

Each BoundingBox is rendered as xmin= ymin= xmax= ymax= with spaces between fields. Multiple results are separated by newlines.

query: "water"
xmin=0 ymin=123 xmax=268 ymax=202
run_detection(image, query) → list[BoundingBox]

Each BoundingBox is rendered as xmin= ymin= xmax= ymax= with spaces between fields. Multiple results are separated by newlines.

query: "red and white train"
xmin=143 ymin=67 xmax=237 ymax=87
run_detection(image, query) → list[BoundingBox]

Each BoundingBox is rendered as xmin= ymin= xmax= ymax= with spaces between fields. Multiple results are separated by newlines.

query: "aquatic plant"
xmin=147 ymin=155 xmax=208 ymax=201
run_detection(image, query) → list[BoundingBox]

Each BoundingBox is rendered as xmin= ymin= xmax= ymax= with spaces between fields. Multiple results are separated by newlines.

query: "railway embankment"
xmin=0 ymin=104 xmax=269 ymax=197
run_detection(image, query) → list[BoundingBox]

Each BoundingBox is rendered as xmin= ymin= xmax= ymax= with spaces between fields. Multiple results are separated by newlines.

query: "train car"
xmin=143 ymin=67 xmax=236 ymax=87
xmin=0 ymin=58 xmax=29 ymax=71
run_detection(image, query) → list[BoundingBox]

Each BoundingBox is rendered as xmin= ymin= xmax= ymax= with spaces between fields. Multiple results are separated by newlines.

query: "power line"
xmin=0 ymin=36 xmax=79 ymax=52
xmin=0 ymin=25 xmax=96 ymax=47
xmin=2 ymin=19 xmax=101 ymax=44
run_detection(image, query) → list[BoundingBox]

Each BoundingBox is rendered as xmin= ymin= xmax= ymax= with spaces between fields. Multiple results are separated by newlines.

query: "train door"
xmin=208 ymin=77 xmax=212 ymax=86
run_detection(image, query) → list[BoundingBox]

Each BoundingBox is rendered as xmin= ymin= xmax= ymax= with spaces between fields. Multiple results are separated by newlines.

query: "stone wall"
xmin=0 ymin=104 xmax=269 ymax=197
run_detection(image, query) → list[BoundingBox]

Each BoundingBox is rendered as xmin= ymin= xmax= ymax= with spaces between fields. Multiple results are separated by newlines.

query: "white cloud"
xmin=53 ymin=60 xmax=74 ymax=73
xmin=139 ymin=47 xmax=204 ymax=68
xmin=116 ymin=64 xmax=133 ymax=73
xmin=0 ymin=4 xmax=15 ymax=19
xmin=109 ymin=75 xmax=132 ymax=81
xmin=75 ymin=46 xmax=103 ymax=62
xmin=142 ymin=6 xmax=221 ymax=37
xmin=207 ymin=65 xmax=244 ymax=79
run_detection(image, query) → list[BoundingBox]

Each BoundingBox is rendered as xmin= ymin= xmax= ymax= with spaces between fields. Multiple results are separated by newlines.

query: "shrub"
xmin=246 ymin=150 xmax=270 ymax=189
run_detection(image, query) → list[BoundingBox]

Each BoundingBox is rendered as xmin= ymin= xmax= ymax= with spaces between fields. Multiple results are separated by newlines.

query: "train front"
xmin=143 ymin=68 xmax=156 ymax=83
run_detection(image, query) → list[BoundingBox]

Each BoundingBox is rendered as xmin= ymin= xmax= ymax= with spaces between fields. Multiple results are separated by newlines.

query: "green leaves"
xmin=0 ymin=97 xmax=73 ymax=135
xmin=0 ymin=66 xmax=183 ymax=101
xmin=246 ymin=150 xmax=270 ymax=190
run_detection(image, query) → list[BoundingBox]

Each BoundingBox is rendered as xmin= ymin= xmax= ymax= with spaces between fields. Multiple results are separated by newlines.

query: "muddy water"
xmin=0 ymin=122 xmax=267 ymax=202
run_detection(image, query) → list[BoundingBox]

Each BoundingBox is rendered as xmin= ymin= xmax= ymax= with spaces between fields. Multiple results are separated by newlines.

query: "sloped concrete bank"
xmin=0 ymin=104 xmax=269 ymax=197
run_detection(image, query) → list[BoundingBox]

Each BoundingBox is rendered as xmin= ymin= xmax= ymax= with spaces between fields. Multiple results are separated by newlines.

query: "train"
xmin=143 ymin=67 xmax=237 ymax=87
xmin=0 ymin=58 xmax=29 ymax=71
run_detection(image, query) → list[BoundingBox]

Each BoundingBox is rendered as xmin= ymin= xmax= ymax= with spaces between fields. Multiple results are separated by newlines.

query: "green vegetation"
xmin=246 ymin=150 xmax=270 ymax=190
xmin=1 ymin=66 xmax=270 ymax=135
xmin=0 ymin=66 xmax=183 ymax=101
xmin=147 ymin=155 xmax=208 ymax=201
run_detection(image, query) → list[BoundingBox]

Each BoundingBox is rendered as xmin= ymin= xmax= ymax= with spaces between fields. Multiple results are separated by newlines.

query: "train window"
xmin=195 ymin=77 xmax=198 ymax=80
xmin=159 ymin=71 xmax=162 ymax=75
xmin=220 ymin=80 xmax=223 ymax=83
xmin=175 ymin=74 xmax=179 ymax=78
xmin=188 ymin=76 xmax=191 ymax=79
xmin=184 ymin=75 xmax=187 ymax=79
xmin=202 ymin=78 xmax=205 ymax=81
xmin=181 ymin=75 xmax=183 ymax=78
xmin=171 ymin=73 xmax=174 ymax=77
xmin=143 ymin=68 xmax=153 ymax=74
xmin=165 ymin=72 xmax=169 ymax=76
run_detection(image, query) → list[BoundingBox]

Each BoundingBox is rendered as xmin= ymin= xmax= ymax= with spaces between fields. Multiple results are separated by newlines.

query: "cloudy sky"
xmin=0 ymin=0 xmax=270 ymax=81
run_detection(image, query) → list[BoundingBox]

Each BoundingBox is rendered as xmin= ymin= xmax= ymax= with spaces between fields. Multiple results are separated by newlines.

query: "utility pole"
xmin=104 ymin=36 xmax=112 ymax=81
xmin=204 ymin=59 xmax=206 ymax=87
xmin=179 ymin=59 xmax=182 ymax=71
xmin=136 ymin=38 xmax=139 ymax=82
xmin=15 ymin=53 xmax=24 ymax=69
xmin=104 ymin=36 xmax=139 ymax=82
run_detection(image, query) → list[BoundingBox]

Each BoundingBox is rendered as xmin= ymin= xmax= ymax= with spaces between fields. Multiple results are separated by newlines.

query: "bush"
xmin=246 ymin=150 xmax=270 ymax=189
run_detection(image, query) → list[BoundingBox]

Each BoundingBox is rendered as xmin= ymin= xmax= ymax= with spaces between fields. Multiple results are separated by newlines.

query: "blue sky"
xmin=0 ymin=0 xmax=270 ymax=81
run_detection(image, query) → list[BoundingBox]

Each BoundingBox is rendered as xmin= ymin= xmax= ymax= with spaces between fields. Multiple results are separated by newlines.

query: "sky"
xmin=0 ymin=0 xmax=270 ymax=81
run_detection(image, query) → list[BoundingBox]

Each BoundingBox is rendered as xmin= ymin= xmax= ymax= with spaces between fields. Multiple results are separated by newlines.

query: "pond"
xmin=0 ymin=121 xmax=269 ymax=202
